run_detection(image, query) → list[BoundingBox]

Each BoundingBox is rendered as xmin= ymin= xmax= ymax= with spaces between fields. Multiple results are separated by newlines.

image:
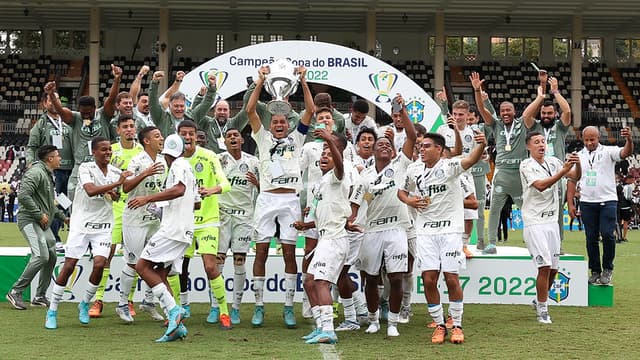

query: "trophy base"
xmin=267 ymin=100 xmax=292 ymax=116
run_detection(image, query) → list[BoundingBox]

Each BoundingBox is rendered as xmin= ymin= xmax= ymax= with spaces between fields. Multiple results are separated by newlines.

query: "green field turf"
xmin=0 ymin=222 xmax=638 ymax=359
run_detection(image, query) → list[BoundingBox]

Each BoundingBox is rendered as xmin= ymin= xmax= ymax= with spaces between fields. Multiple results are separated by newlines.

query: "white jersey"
xmin=310 ymin=169 xmax=351 ymax=240
xmin=300 ymin=141 xmax=353 ymax=206
xmin=401 ymin=158 xmax=465 ymax=235
xmin=460 ymin=170 xmax=476 ymax=198
xmin=577 ymin=144 xmax=622 ymax=203
xmin=436 ymin=124 xmax=475 ymax=156
xmin=393 ymin=128 xmax=407 ymax=153
xmin=519 ymin=157 xmax=564 ymax=226
xmin=252 ymin=126 xmax=305 ymax=192
xmin=344 ymin=114 xmax=377 ymax=144
xmin=122 ymin=151 xmax=167 ymax=228
xmin=70 ymin=162 xmax=122 ymax=234
xmin=218 ymin=151 xmax=259 ymax=219
xmin=157 ymin=157 xmax=199 ymax=243
xmin=351 ymin=153 xmax=413 ymax=232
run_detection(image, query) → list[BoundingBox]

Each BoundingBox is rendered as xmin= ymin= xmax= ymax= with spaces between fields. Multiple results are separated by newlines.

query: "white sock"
xmin=353 ymin=289 xmax=367 ymax=315
xmin=180 ymin=291 xmax=189 ymax=307
xmin=284 ymin=273 xmax=296 ymax=307
xmin=428 ymin=303 xmax=444 ymax=325
xmin=320 ymin=305 xmax=334 ymax=332
xmin=312 ymin=305 xmax=322 ymax=329
xmin=49 ymin=283 xmax=65 ymax=311
xmin=119 ymin=266 xmax=136 ymax=306
xmin=142 ymin=281 xmax=155 ymax=303
xmin=462 ymin=233 xmax=470 ymax=246
xmin=402 ymin=273 xmax=413 ymax=308
xmin=449 ymin=301 xmax=463 ymax=327
xmin=253 ymin=276 xmax=265 ymax=306
xmin=341 ymin=296 xmax=356 ymax=323
xmin=388 ymin=311 xmax=399 ymax=327
xmin=83 ymin=282 xmax=99 ymax=304
xmin=368 ymin=309 xmax=379 ymax=323
xmin=537 ymin=300 xmax=548 ymax=315
xmin=233 ymin=264 xmax=246 ymax=309
xmin=153 ymin=283 xmax=177 ymax=312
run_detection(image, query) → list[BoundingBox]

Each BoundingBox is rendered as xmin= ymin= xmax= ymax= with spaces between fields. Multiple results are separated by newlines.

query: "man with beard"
xmin=190 ymin=79 xmax=239 ymax=153
xmin=470 ymin=72 xmax=540 ymax=254
xmin=130 ymin=65 xmax=153 ymax=129
xmin=523 ymin=74 xmax=572 ymax=247
xmin=109 ymin=92 xmax=147 ymax=137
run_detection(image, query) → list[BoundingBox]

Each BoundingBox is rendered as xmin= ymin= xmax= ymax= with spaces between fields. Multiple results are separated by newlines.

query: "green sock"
xmin=167 ymin=275 xmax=181 ymax=304
xmin=128 ymin=273 xmax=138 ymax=302
xmin=210 ymin=276 xmax=229 ymax=316
xmin=95 ymin=268 xmax=110 ymax=301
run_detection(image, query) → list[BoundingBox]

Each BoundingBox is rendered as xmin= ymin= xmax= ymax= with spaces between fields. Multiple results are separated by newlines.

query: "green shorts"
xmin=185 ymin=226 xmax=219 ymax=258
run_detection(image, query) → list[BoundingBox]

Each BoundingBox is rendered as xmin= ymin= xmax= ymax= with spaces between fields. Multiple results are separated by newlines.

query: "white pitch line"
xmin=318 ymin=343 xmax=340 ymax=360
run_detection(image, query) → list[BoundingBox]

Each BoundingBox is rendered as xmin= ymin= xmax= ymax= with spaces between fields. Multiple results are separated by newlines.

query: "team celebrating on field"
xmin=6 ymin=60 xmax=633 ymax=345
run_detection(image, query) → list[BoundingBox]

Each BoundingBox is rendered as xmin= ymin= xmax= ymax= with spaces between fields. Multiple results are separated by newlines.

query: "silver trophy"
xmin=264 ymin=59 xmax=300 ymax=115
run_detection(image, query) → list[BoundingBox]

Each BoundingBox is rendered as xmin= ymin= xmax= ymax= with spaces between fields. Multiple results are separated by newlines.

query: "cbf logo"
xmin=52 ymin=262 xmax=84 ymax=301
xmin=549 ymin=271 xmax=570 ymax=303
xmin=406 ymin=98 xmax=425 ymax=123
xmin=368 ymin=70 xmax=398 ymax=103
xmin=199 ymin=69 xmax=229 ymax=99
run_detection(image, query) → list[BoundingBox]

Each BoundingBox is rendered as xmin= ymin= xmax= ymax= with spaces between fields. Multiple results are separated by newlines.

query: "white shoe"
xmin=335 ymin=320 xmax=360 ymax=331
xmin=398 ymin=305 xmax=412 ymax=324
xmin=365 ymin=321 xmax=380 ymax=334
xmin=387 ymin=325 xmax=400 ymax=337
xmin=537 ymin=312 xmax=552 ymax=324
xmin=116 ymin=304 xmax=134 ymax=323
xmin=139 ymin=301 xmax=164 ymax=321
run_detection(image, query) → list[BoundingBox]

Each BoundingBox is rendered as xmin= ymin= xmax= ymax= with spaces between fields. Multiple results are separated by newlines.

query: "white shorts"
xmin=141 ymin=230 xmax=190 ymax=274
xmin=123 ymin=225 xmax=159 ymax=265
xmin=523 ymin=223 xmax=560 ymax=269
xmin=416 ymin=233 xmax=464 ymax=274
xmin=345 ymin=231 xmax=364 ymax=267
xmin=254 ymin=192 xmax=300 ymax=244
xmin=65 ymin=231 xmax=111 ymax=259
xmin=359 ymin=228 xmax=408 ymax=276
xmin=218 ymin=214 xmax=254 ymax=255
xmin=464 ymin=208 xmax=478 ymax=220
xmin=309 ymin=236 xmax=349 ymax=284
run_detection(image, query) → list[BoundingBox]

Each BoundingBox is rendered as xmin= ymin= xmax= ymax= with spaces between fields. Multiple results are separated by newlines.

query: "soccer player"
xmin=217 ymin=128 xmax=260 ymax=325
xmin=344 ymin=99 xmax=377 ymax=144
xmin=45 ymin=137 xmax=131 ymax=329
xmin=116 ymin=126 xmax=167 ymax=322
xmin=470 ymin=71 xmax=539 ymax=254
xmin=129 ymin=133 xmax=200 ymax=342
xmin=246 ymin=65 xmax=313 ymax=328
xmin=466 ymin=106 xmax=491 ymax=251
xmin=91 ymin=115 xmax=143 ymax=318
xmin=178 ymin=120 xmax=232 ymax=329
xmin=398 ymin=129 xmax=486 ymax=344
xmin=350 ymin=94 xmax=416 ymax=337
xmin=520 ymin=131 xmax=580 ymax=324
xmin=6 ymin=145 xmax=68 ymax=310
xmin=302 ymin=129 xmax=352 ymax=344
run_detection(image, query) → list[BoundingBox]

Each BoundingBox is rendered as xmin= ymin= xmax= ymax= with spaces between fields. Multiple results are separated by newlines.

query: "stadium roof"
xmin=1 ymin=0 xmax=639 ymax=34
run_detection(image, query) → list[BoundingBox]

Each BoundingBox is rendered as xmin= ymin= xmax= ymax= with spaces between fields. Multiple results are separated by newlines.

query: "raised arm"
xmin=298 ymin=67 xmax=314 ymax=127
xmin=461 ymin=131 xmax=487 ymax=170
xmin=129 ymin=65 xmax=150 ymax=104
xmin=549 ymin=77 xmax=572 ymax=127
xmin=523 ymin=85 xmax=545 ymax=129
xmin=149 ymin=71 xmax=165 ymax=124
xmin=159 ymin=71 xmax=185 ymax=110
xmin=397 ymin=94 xmax=417 ymax=159
xmin=450 ymin=115 xmax=462 ymax=157
xmin=44 ymin=82 xmax=73 ymax=123
xmin=247 ymin=67 xmax=269 ymax=133
xmin=191 ymin=75 xmax=217 ymax=124
xmin=620 ymin=126 xmax=634 ymax=159
xmin=469 ymin=72 xmax=494 ymax=125
xmin=103 ymin=64 xmax=123 ymax=118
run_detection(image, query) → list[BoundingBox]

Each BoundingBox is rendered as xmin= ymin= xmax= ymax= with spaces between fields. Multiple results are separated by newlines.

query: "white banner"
xmin=37 ymin=253 xmax=587 ymax=306
xmin=175 ymin=41 xmax=444 ymax=131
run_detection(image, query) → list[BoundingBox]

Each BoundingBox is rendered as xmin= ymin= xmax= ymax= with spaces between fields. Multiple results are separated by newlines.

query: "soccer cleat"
xmin=365 ymin=321 xmax=380 ymax=334
xmin=379 ymin=300 xmax=389 ymax=322
xmin=155 ymin=323 xmax=188 ymax=343
xmin=89 ymin=300 xmax=103 ymax=318
xmin=230 ymin=307 xmax=241 ymax=325
xmin=305 ymin=331 xmax=338 ymax=344
xmin=165 ymin=306 xmax=185 ymax=336
xmin=252 ymin=305 xmax=264 ymax=327
xmin=206 ymin=306 xmax=220 ymax=324
xmin=332 ymin=301 xmax=340 ymax=319
xmin=116 ymin=304 xmax=134 ymax=323
xmin=219 ymin=314 xmax=233 ymax=330
xmin=182 ymin=304 xmax=191 ymax=319
xmin=356 ymin=313 xmax=369 ymax=325
xmin=387 ymin=325 xmax=400 ymax=337
xmin=450 ymin=326 xmax=464 ymax=344
xmin=335 ymin=320 xmax=361 ymax=331
xmin=6 ymin=290 xmax=26 ymax=310
xmin=139 ymin=301 xmax=164 ymax=321
xmin=431 ymin=325 xmax=447 ymax=344
xmin=600 ymin=269 xmax=613 ymax=285
xmin=588 ymin=272 xmax=601 ymax=285
xmin=302 ymin=328 xmax=321 ymax=340
xmin=283 ymin=305 xmax=297 ymax=328
xmin=537 ymin=312 xmax=552 ymax=324
xmin=476 ymin=240 xmax=485 ymax=251
xmin=45 ymin=309 xmax=57 ymax=329
xmin=31 ymin=296 xmax=50 ymax=308
xmin=78 ymin=301 xmax=90 ymax=324
xmin=128 ymin=301 xmax=137 ymax=317
xmin=482 ymin=244 xmax=497 ymax=255
xmin=463 ymin=246 xmax=474 ymax=259
xmin=398 ymin=305 xmax=412 ymax=324
xmin=427 ymin=316 xmax=453 ymax=329
xmin=531 ymin=299 xmax=537 ymax=310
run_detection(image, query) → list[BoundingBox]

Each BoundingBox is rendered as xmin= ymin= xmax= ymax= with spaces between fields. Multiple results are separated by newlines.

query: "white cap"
xmin=161 ymin=134 xmax=184 ymax=158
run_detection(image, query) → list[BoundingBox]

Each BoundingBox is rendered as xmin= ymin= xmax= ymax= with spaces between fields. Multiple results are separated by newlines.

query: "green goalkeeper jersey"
xmin=186 ymin=146 xmax=231 ymax=227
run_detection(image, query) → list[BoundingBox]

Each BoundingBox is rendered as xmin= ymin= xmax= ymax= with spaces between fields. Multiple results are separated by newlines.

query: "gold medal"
xmin=283 ymin=151 xmax=293 ymax=159
xmin=83 ymin=119 xmax=92 ymax=127
xmin=104 ymin=193 xmax=112 ymax=201
xmin=363 ymin=192 xmax=374 ymax=203
xmin=504 ymin=144 xmax=512 ymax=151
